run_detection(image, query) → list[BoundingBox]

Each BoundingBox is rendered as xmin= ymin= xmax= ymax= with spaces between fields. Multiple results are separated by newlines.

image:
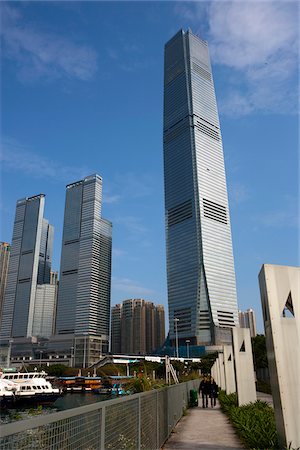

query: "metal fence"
xmin=0 ymin=379 xmax=200 ymax=450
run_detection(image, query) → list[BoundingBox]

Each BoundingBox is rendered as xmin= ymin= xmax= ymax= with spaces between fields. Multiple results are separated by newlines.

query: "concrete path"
xmin=257 ymin=391 xmax=273 ymax=407
xmin=162 ymin=402 xmax=245 ymax=450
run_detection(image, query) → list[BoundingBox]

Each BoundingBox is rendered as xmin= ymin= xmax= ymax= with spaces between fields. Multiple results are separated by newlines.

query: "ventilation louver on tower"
xmin=203 ymin=199 xmax=227 ymax=225
xmin=168 ymin=200 xmax=193 ymax=227
xmin=196 ymin=121 xmax=220 ymax=141
xmin=192 ymin=62 xmax=212 ymax=82
xmin=217 ymin=310 xmax=235 ymax=327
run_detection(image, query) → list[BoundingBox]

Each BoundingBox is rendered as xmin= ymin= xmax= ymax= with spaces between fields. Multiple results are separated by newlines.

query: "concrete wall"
xmin=232 ymin=327 xmax=256 ymax=406
xmin=218 ymin=353 xmax=226 ymax=390
xmin=223 ymin=345 xmax=236 ymax=394
xmin=259 ymin=264 xmax=300 ymax=449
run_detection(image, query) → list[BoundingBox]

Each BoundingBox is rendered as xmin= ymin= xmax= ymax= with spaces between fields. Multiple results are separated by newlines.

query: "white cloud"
xmin=112 ymin=248 xmax=127 ymax=258
xmin=229 ymin=181 xmax=251 ymax=206
xmin=253 ymin=196 xmax=299 ymax=228
xmin=102 ymin=193 xmax=121 ymax=204
xmin=112 ymin=277 xmax=154 ymax=297
xmin=208 ymin=2 xmax=297 ymax=70
xmin=175 ymin=1 xmax=299 ymax=115
xmin=1 ymin=4 xmax=98 ymax=82
xmin=255 ymin=210 xmax=299 ymax=229
xmin=114 ymin=216 xmax=148 ymax=234
xmin=1 ymin=137 xmax=90 ymax=182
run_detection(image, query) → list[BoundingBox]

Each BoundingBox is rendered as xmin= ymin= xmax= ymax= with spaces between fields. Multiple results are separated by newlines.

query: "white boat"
xmin=0 ymin=378 xmax=16 ymax=407
xmin=0 ymin=370 xmax=61 ymax=404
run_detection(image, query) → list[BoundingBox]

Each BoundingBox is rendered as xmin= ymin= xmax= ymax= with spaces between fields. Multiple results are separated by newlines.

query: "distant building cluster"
xmin=111 ymin=299 xmax=165 ymax=355
xmin=1 ymin=30 xmax=250 ymax=367
xmin=0 ymin=175 xmax=112 ymax=367
xmin=239 ymin=309 xmax=257 ymax=338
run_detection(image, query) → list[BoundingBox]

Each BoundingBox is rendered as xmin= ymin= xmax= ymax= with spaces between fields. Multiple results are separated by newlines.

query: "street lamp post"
xmin=7 ymin=339 xmax=13 ymax=368
xmin=174 ymin=318 xmax=179 ymax=358
xmin=39 ymin=350 xmax=43 ymax=369
xmin=83 ymin=333 xmax=88 ymax=369
xmin=186 ymin=339 xmax=190 ymax=358
xmin=70 ymin=346 xmax=74 ymax=368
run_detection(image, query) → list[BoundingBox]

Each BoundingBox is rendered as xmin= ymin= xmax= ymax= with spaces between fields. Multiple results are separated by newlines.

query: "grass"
xmin=218 ymin=390 xmax=278 ymax=450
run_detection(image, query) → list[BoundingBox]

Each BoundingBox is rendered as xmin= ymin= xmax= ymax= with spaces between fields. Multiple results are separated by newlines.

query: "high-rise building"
xmin=37 ymin=219 xmax=54 ymax=285
xmin=55 ymin=174 xmax=112 ymax=365
xmin=239 ymin=309 xmax=257 ymax=338
xmin=163 ymin=29 xmax=239 ymax=347
xmin=111 ymin=299 xmax=165 ymax=355
xmin=0 ymin=195 xmax=55 ymax=340
xmin=32 ymin=284 xmax=57 ymax=338
xmin=111 ymin=303 xmax=122 ymax=354
xmin=0 ymin=242 xmax=11 ymax=323
xmin=154 ymin=304 xmax=166 ymax=350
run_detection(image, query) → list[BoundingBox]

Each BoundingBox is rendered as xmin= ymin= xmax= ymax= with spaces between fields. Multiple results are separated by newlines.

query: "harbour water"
xmin=0 ymin=392 xmax=111 ymax=424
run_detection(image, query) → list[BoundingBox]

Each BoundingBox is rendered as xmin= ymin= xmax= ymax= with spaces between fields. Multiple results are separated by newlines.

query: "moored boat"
xmin=0 ymin=378 xmax=16 ymax=407
xmin=0 ymin=370 xmax=61 ymax=405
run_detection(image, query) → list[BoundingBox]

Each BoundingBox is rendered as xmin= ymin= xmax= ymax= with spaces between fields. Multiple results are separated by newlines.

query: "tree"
xmin=251 ymin=335 xmax=268 ymax=369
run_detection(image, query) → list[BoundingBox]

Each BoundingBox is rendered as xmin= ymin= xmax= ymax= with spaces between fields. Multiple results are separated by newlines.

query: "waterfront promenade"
xmin=162 ymin=401 xmax=244 ymax=450
xmin=162 ymin=392 xmax=274 ymax=450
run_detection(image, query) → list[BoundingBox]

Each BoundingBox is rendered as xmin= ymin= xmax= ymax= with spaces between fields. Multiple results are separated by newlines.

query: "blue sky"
xmin=1 ymin=1 xmax=299 ymax=334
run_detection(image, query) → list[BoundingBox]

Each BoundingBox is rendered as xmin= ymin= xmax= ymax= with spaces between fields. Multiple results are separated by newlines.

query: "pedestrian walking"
xmin=209 ymin=377 xmax=218 ymax=407
xmin=198 ymin=376 xmax=210 ymax=408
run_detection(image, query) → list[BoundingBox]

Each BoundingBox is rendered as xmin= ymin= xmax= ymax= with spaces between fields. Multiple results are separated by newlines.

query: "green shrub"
xmin=219 ymin=391 xmax=278 ymax=449
xmin=256 ymin=380 xmax=272 ymax=395
xmin=218 ymin=390 xmax=237 ymax=412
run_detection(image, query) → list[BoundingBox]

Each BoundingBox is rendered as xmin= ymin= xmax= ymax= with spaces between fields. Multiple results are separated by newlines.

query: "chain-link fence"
xmin=0 ymin=379 xmax=199 ymax=450
xmin=0 ymin=380 xmax=199 ymax=450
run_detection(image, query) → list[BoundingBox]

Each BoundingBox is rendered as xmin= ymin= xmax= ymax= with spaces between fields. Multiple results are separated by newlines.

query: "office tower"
xmin=163 ymin=29 xmax=239 ymax=347
xmin=239 ymin=309 xmax=257 ymax=338
xmin=111 ymin=303 xmax=122 ymax=354
xmin=155 ymin=304 xmax=166 ymax=350
xmin=111 ymin=299 xmax=165 ymax=355
xmin=37 ymin=219 xmax=54 ymax=285
xmin=0 ymin=242 xmax=11 ymax=323
xmin=32 ymin=285 xmax=57 ymax=338
xmin=55 ymin=174 xmax=112 ymax=365
xmin=50 ymin=270 xmax=58 ymax=286
xmin=0 ymin=195 xmax=49 ymax=340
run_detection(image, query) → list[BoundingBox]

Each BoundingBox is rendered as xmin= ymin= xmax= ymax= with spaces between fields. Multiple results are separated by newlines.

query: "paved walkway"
xmin=257 ymin=391 xmax=273 ymax=407
xmin=162 ymin=402 xmax=245 ymax=450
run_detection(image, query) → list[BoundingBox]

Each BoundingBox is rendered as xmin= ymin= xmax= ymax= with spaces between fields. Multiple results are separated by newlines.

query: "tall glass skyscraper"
xmin=163 ymin=29 xmax=239 ymax=346
xmin=0 ymin=194 xmax=55 ymax=340
xmin=37 ymin=219 xmax=54 ymax=285
xmin=55 ymin=174 xmax=112 ymax=363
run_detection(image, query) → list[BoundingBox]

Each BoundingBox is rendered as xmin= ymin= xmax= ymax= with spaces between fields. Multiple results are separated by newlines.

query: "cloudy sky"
xmin=1 ymin=1 xmax=299 ymax=333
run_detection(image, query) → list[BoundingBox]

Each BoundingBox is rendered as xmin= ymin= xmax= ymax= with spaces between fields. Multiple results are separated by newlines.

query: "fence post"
xmin=138 ymin=395 xmax=141 ymax=449
xmin=100 ymin=404 xmax=105 ymax=450
xmin=156 ymin=390 xmax=159 ymax=449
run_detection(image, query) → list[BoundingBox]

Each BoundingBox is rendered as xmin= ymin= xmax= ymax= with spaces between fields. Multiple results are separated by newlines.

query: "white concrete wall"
xmin=218 ymin=353 xmax=226 ymax=390
xmin=232 ymin=327 xmax=256 ymax=406
xmin=223 ymin=345 xmax=236 ymax=394
xmin=259 ymin=264 xmax=300 ymax=449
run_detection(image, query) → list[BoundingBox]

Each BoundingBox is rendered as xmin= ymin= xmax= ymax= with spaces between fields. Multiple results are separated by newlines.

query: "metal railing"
xmin=0 ymin=379 xmax=200 ymax=449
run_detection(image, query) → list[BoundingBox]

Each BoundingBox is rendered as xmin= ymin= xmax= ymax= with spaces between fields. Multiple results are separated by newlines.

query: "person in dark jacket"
xmin=209 ymin=377 xmax=218 ymax=407
xmin=199 ymin=376 xmax=210 ymax=408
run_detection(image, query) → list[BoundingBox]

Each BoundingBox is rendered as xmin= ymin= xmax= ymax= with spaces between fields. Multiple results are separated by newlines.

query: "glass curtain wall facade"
xmin=37 ymin=219 xmax=54 ymax=285
xmin=163 ymin=29 xmax=239 ymax=346
xmin=0 ymin=243 xmax=11 ymax=324
xmin=0 ymin=195 xmax=46 ymax=340
xmin=55 ymin=174 xmax=112 ymax=358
